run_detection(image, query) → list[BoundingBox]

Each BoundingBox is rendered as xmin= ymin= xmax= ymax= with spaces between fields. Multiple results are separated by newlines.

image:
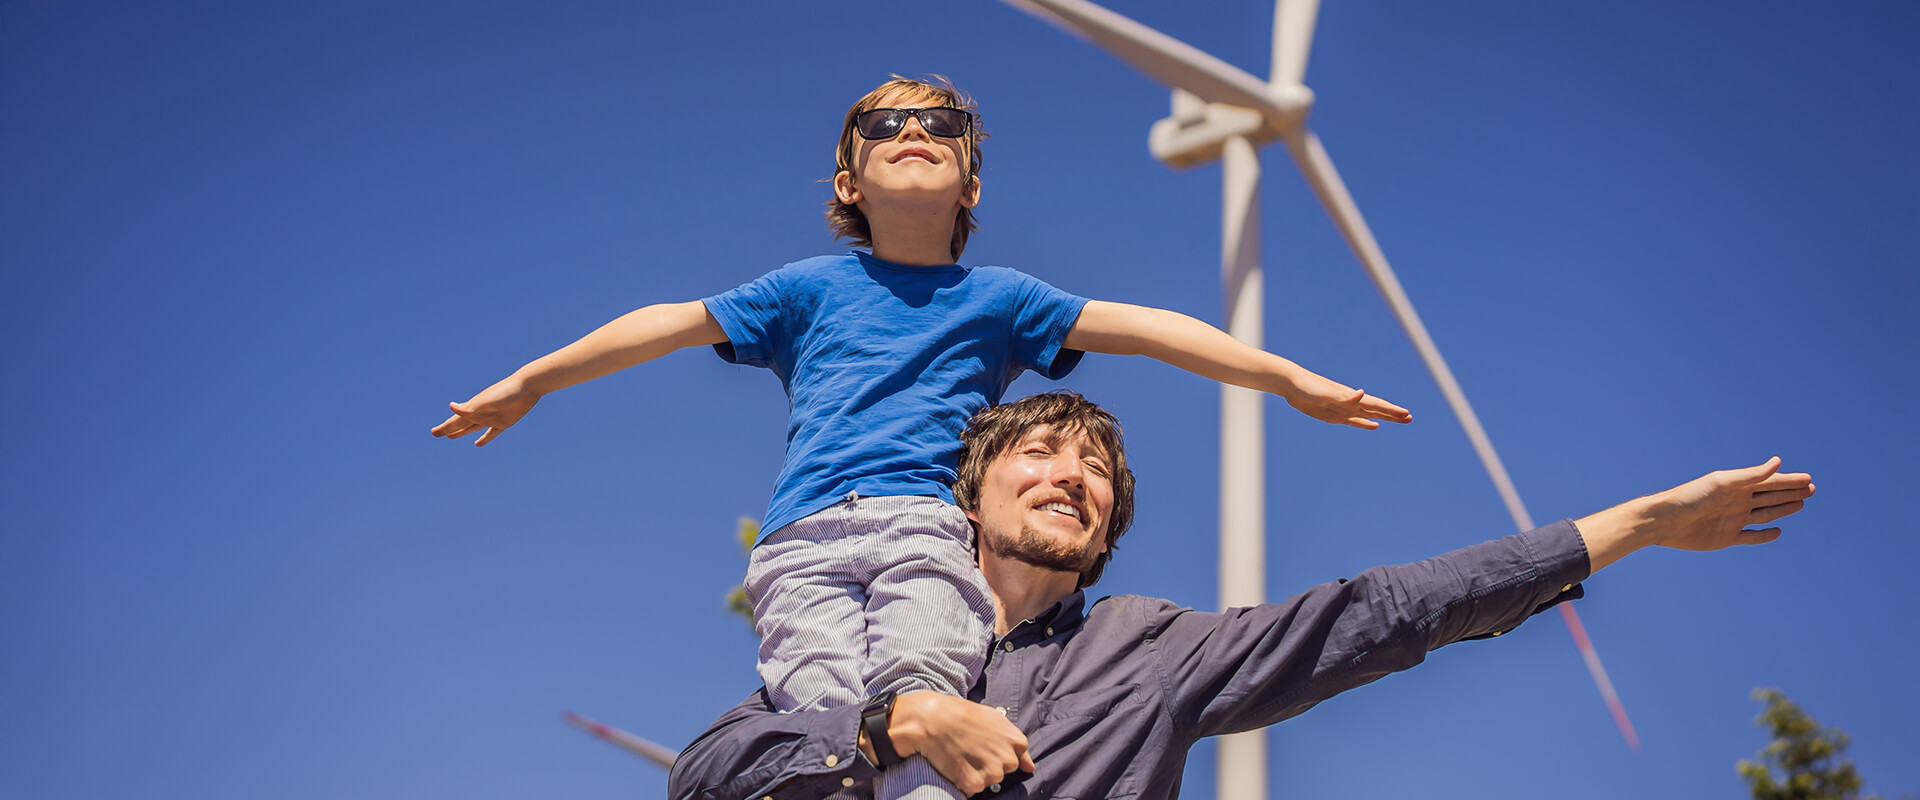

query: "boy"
xmin=432 ymin=76 xmax=1410 ymax=799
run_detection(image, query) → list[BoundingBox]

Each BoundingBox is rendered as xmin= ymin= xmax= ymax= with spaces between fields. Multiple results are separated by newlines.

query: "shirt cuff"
xmin=751 ymin=705 xmax=881 ymax=799
xmin=1460 ymin=519 xmax=1591 ymax=642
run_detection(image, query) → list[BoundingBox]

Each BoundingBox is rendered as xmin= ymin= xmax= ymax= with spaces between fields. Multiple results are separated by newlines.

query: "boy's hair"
xmin=953 ymin=391 xmax=1136 ymax=589
xmin=827 ymin=75 xmax=988 ymax=263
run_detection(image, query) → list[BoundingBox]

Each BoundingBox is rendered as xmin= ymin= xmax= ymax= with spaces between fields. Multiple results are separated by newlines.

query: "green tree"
xmin=724 ymin=517 xmax=759 ymax=628
xmin=1740 ymin=688 xmax=1881 ymax=800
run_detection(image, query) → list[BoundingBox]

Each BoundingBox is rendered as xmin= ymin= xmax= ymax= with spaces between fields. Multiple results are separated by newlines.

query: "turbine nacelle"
xmin=1150 ymin=85 xmax=1314 ymax=169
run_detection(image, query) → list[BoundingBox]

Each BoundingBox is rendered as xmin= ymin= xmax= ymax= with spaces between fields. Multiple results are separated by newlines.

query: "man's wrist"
xmin=886 ymin=692 xmax=925 ymax=759
xmin=1577 ymin=493 xmax=1664 ymax=574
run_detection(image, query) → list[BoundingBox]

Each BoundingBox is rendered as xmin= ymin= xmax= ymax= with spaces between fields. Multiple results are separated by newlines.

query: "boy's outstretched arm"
xmin=431 ymin=300 xmax=726 ymax=446
xmin=1063 ymin=300 xmax=1411 ymax=429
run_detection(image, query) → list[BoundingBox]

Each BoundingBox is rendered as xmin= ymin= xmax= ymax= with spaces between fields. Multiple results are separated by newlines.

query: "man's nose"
xmin=1051 ymin=455 xmax=1084 ymax=487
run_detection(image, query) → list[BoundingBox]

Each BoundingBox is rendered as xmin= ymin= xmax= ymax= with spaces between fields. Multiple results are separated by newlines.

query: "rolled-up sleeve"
xmin=669 ymin=691 xmax=879 ymax=800
xmin=1151 ymin=521 xmax=1591 ymax=738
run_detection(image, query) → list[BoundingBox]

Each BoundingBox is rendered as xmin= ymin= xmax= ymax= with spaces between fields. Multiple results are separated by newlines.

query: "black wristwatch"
xmin=861 ymin=690 xmax=904 ymax=768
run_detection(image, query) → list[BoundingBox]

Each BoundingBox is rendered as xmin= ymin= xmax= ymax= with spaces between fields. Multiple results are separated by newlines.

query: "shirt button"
xmin=995 ymin=706 xmax=1008 ymax=715
xmin=842 ymin=777 xmax=856 ymax=787
xmin=1002 ymin=640 xmax=1014 ymax=652
xmin=989 ymin=783 xmax=1002 ymax=792
xmin=1045 ymin=626 xmax=1053 ymax=636
xmin=824 ymin=753 xmax=839 ymax=768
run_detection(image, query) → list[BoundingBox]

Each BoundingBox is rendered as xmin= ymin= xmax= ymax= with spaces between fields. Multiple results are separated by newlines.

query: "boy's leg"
xmin=746 ymin=509 xmax=870 ymax=713
xmin=857 ymin=497 xmax=996 ymax=800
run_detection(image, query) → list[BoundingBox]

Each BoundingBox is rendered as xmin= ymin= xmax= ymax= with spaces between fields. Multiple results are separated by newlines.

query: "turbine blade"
xmin=1002 ymin=0 xmax=1284 ymax=116
xmin=1559 ymin=605 xmax=1642 ymax=750
xmin=1280 ymin=129 xmax=1531 ymax=531
xmin=563 ymin=711 xmax=678 ymax=769
xmin=1272 ymin=0 xmax=1321 ymax=87
xmin=1279 ymin=128 xmax=1641 ymax=749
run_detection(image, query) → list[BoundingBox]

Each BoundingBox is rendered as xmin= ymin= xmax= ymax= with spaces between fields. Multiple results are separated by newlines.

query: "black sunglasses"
xmin=853 ymin=106 xmax=973 ymax=140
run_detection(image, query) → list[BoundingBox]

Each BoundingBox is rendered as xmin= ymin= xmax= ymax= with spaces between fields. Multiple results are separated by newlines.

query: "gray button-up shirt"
xmin=670 ymin=521 xmax=1589 ymax=800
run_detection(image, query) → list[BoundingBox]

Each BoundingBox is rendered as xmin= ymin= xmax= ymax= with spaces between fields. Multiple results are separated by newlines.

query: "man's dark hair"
xmin=954 ymin=391 xmax=1136 ymax=588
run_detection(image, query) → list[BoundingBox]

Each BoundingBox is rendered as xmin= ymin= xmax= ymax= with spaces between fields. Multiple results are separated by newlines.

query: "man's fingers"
xmin=474 ymin=427 xmax=501 ymax=447
xmin=1748 ymin=500 xmax=1805 ymax=525
xmin=1345 ymin=417 xmax=1381 ymax=430
xmin=1019 ymin=749 xmax=1035 ymax=773
xmin=1736 ymin=527 xmax=1783 ymax=546
xmin=1732 ymin=456 xmax=1783 ymax=484
xmin=1753 ymin=485 xmax=1815 ymax=507
xmin=953 ymin=774 xmax=987 ymax=796
xmin=1754 ymin=472 xmax=1814 ymax=493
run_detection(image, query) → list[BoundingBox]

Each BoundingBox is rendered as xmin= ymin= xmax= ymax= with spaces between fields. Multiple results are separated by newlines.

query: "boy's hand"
xmin=431 ymin=378 xmax=540 ymax=446
xmin=1282 ymin=372 xmax=1412 ymax=430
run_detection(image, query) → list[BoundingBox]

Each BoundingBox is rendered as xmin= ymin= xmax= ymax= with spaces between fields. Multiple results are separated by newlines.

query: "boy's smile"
xmin=890 ymin=145 xmax=940 ymax=164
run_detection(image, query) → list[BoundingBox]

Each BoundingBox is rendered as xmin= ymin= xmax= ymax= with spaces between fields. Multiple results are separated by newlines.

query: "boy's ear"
xmin=961 ymin=175 xmax=981 ymax=209
xmin=833 ymin=170 xmax=862 ymax=205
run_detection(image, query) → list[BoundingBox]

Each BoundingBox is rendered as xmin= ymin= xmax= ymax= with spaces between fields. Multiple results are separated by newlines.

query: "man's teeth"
xmin=1039 ymin=502 xmax=1080 ymax=520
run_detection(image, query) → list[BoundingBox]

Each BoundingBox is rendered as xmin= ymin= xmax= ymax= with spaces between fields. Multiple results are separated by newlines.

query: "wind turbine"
xmin=999 ymin=0 xmax=1640 ymax=793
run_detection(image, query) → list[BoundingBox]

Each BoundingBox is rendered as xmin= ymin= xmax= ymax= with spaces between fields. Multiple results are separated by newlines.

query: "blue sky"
xmin=3 ymin=1 xmax=1915 ymax=798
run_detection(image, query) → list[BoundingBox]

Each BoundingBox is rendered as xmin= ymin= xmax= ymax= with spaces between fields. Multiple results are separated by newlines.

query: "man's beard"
xmin=984 ymin=522 xmax=1101 ymax=575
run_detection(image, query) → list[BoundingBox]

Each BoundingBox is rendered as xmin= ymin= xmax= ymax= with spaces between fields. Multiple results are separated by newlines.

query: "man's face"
xmin=838 ymin=91 xmax=977 ymax=214
xmin=967 ymin=424 xmax=1116 ymax=575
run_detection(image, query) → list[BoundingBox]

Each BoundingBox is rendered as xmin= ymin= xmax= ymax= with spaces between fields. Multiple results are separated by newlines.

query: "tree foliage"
xmin=1740 ymin=688 xmax=1881 ymax=800
xmin=725 ymin=517 xmax=759 ymax=628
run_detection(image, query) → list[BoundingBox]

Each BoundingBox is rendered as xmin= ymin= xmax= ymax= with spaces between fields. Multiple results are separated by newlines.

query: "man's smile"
xmin=1034 ymin=495 xmax=1086 ymax=523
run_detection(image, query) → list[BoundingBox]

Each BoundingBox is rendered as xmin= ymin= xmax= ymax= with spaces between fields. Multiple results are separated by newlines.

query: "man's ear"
xmin=833 ymin=170 xmax=862 ymax=205
xmin=962 ymin=506 xmax=981 ymax=525
xmin=960 ymin=174 xmax=980 ymax=209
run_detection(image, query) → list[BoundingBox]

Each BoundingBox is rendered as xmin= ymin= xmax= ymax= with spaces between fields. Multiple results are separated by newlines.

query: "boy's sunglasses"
xmin=853 ymin=107 xmax=974 ymax=140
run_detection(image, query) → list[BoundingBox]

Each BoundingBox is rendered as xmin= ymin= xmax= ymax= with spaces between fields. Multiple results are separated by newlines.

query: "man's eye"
xmin=1084 ymin=461 xmax=1110 ymax=476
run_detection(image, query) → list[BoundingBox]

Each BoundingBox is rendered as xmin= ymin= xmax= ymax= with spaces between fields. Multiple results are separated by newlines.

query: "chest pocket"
xmin=1036 ymin=683 xmax=1142 ymax=721
xmin=1004 ymin=684 xmax=1145 ymax=800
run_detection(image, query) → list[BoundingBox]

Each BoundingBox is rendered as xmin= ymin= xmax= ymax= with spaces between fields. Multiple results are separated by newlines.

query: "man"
xmin=669 ymin=391 xmax=1813 ymax=800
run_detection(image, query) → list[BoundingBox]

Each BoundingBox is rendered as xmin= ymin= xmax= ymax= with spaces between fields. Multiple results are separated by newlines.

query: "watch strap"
xmin=861 ymin=690 xmax=903 ymax=768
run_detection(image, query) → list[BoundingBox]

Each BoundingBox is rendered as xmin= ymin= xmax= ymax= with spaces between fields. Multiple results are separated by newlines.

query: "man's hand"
xmin=1648 ymin=457 xmax=1814 ymax=552
xmin=431 ymin=377 xmax=540 ymax=447
xmin=1280 ymin=371 xmax=1412 ymax=430
xmin=1581 ymin=457 xmax=1815 ymax=573
xmin=875 ymin=692 xmax=1034 ymax=796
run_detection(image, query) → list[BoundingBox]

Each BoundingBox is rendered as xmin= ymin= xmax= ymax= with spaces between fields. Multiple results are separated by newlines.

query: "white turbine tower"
xmin=1000 ymin=0 xmax=1640 ymax=793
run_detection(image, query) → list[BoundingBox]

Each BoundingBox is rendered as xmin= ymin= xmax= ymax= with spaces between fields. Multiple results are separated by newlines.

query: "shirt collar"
xmin=1024 ymin=590 xmax=1087 ymax=634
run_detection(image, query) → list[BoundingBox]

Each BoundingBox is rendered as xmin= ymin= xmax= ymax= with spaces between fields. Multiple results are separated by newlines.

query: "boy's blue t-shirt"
xmin=702 ymin=251 xmax=1089 ymax=541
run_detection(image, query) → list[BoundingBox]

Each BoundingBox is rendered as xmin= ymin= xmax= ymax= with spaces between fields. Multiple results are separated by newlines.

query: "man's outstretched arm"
xmin=1158 ymin=457 xmax=1815 ymax=739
